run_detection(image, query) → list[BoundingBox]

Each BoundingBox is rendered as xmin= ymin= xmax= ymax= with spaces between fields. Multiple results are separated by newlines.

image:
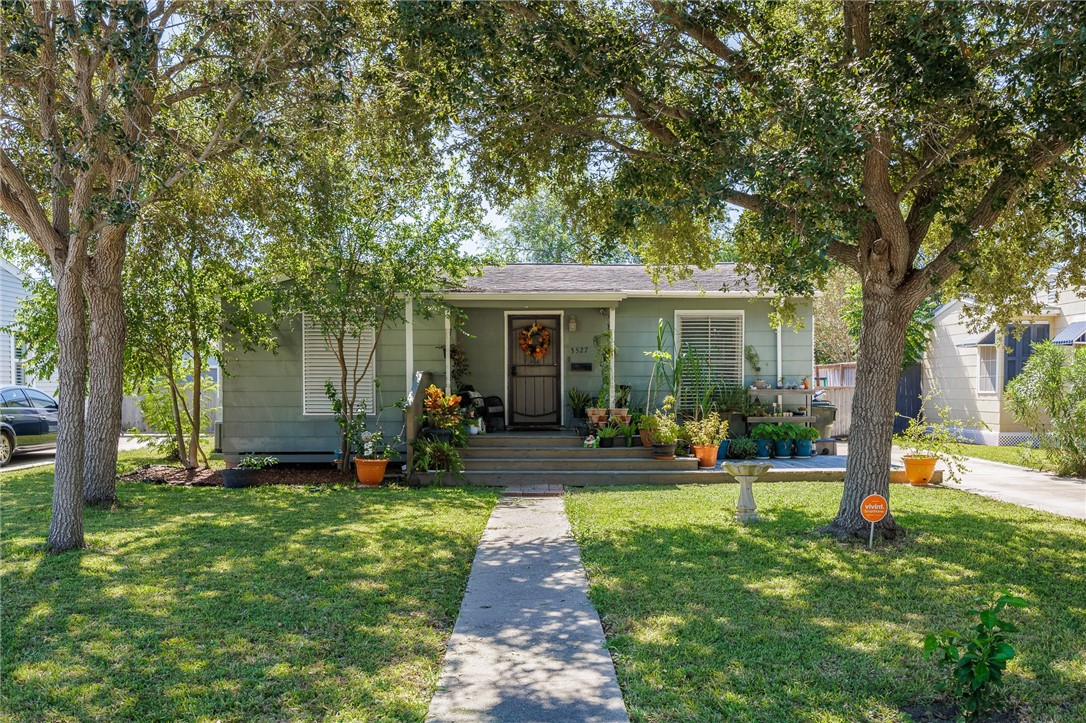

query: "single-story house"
xmin=921 ymin=287 xmax=1086 ymax=445
xmin=220 ymin=263 xmax=815 ymax=464
xmin=1 ymin=258 xmax=58 ymax=396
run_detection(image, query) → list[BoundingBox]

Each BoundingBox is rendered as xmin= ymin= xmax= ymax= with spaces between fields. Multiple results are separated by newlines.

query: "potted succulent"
xmin=420 ymin=384 xmax=462 ymax=443
xmin=567 ymin=388 xmax=593 ymax=422
xmin=772 ymin=424 xmax=796 ymax=458
xmin=726 ymin=437 xmax=758 ymax=460
xmin=897 ymin=402 xmax=971 ymax=485
xmin=615 ymin=418 xmax=638 ymax=448
xmin=649 ymin=396 xmax=680 ymax=459
xmin=223 ymin=454 xmax=278 ymax=489
xmin=683 ymin=411 xmax=729 ymax=468
xmin=596 ymin=423 xmax=620 ymax=448
xmin=793 ymin=425 xmax=820 ymax=458
xmin=750 ymin=423 xmax=776 ymax=460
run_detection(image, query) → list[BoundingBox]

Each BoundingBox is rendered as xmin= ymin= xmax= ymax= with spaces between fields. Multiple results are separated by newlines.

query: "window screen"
xmin=676 ymin=313 xmax=744 ymax=408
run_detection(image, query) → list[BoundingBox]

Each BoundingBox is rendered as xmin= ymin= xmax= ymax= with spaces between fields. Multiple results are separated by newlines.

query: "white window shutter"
xmin=677 ymin=313 xmax=744 ymax=408
xmin=302 ymin=314 xmax=376 ymax=415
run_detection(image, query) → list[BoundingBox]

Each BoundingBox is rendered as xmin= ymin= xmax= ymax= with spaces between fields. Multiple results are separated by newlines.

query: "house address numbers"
xmin=569 ymin=346 xmax=589 ymax=355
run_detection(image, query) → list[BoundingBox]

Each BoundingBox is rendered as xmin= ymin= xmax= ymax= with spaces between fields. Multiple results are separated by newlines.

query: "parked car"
xmin=0 ymin=386 xmax=59 ymax=466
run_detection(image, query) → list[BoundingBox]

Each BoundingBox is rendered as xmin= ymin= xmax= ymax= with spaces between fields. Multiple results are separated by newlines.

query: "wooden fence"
xmin=819 ymin=386 xmax=854 ymax=438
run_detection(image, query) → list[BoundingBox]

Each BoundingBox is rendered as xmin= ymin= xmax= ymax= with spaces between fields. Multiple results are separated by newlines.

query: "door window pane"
xmin=24 ymin=389 xmax=57 ymax=409
xmin=1 ymin=389 xmax=31 ymax=408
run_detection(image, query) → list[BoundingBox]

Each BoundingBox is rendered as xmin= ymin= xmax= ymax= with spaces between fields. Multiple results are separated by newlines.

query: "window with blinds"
xmin=676 ymin=312 xmax=744 ymax=408
xmin=977 ymin=345 xmax=998 ymax=394
xmin=302 ymin=314 xmax=376 ymax=415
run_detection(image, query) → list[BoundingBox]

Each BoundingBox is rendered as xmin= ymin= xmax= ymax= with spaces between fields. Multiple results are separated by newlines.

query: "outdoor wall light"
xmin=568 ymin=315 xmax=577 ymax=332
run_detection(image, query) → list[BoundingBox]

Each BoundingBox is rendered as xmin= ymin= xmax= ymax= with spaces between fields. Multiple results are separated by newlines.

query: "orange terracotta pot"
xmin=354 ymin=458 xmax=389 ymax=487
xmin=903 ymin=455 xmax=938 ymax=486
xmin=640 ymin=428 xmax=653 ymax=448
xmin=692 ymin=444 xmax=718 ymax=468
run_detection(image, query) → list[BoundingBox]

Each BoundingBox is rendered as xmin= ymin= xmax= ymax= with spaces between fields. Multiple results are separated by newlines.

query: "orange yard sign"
xmin=860 ymin=494 xmax=888 ymax=523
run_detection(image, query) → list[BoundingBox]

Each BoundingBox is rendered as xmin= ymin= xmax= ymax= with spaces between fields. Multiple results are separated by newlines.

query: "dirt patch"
xmin=120 ymin=464 xmax=380 ymax=487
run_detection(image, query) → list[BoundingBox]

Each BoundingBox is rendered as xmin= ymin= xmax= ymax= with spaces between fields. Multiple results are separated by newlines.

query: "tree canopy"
xmin=396 ymin=0 xmax=1086 ymax=538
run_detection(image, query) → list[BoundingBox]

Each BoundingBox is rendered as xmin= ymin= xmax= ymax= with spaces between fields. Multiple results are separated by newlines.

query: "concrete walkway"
xmin=427 ymin=495 xmax=629 ymax=723
xmin=893 ymin=447 xmax=1086 ymax=520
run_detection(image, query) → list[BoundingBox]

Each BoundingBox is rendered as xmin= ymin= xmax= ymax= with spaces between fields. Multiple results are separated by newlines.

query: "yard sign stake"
xmin=860 ymin=494 xmax=888 ymax=549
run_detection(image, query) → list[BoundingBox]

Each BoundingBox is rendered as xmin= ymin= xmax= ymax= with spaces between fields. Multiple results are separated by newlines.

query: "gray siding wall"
xmin=223 ymin=296 xmax=813 ymax=454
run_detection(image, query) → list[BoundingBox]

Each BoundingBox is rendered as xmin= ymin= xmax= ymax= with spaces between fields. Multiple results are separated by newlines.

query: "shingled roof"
xmin=451 ymin=263 xmax=763 ymax=296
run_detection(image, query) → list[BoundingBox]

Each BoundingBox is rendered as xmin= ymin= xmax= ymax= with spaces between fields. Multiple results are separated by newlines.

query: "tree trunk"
xmin=820 ymin=290 xmax=912 ymax=541
xmin=47 ymin=264 xmax=87 ymax=553
xmin=189 ymin=349 xmax=202 ymax=468
xmin=83 ymin=277 xmax=126 ymax=506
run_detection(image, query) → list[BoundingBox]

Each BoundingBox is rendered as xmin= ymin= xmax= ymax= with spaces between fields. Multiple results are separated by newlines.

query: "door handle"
xmin=510 ymin=366 xmax=517 ymax=377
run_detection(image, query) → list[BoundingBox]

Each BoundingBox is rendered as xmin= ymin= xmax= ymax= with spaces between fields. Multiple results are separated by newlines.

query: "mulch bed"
xmin=120 ymin=465 xmax=368 ymax=487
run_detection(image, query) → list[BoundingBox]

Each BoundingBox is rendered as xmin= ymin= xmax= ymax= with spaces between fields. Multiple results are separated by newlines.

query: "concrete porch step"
xmin=462 ymin=456 xmax=697 ymax=471
xmin=466 ymin=434 xmax=582 ymax=448
xmin=422 ymin=469 xmax=732 ymax=486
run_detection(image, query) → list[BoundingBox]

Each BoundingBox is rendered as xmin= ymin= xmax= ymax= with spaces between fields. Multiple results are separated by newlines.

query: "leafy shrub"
xmin=923 ymin=590 xmax=1027 ymax=719
xmin=411 ymin=439 xmax=464 ymax=483
xmin=1005 ymin=341 xmax=1086 ymax=477
xmin=897 ymin=392 xmax=973 ymax=484
xmin=727 ymin=437 xmax=757 ymax=459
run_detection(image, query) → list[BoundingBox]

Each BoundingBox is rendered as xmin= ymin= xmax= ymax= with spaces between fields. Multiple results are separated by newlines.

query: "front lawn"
xmin=1 ymin=462 xmax=498 ymax=721
xmin=566 ymin=483 xmax=1086 ymax=722
xmin=943 ymin=442 xmax=1057 ymax=473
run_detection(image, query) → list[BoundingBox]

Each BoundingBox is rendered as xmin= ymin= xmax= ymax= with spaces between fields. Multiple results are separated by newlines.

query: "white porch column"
xmin=444 ymin=310 xmax=452 ymax=396
xmin=609 ymin=306 xmax=616 ymax=408
xmin=405 ymin=297 xmax=414 ymax=397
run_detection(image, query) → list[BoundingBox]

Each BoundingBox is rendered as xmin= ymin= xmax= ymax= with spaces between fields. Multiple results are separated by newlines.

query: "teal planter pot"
xmin=717 ymin=439 xmax=730 ymax=462
xmin=755 ymin=439 xmax=772 ymax=459
xmin=794 ymin=439 xmax=813 ymax=458
xmin=773 ymin=439 xmax=793 ymax=458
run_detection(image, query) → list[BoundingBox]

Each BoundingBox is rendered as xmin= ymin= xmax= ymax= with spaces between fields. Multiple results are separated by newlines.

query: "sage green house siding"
xmin=220 ymin=265 xmax=814 ymax=461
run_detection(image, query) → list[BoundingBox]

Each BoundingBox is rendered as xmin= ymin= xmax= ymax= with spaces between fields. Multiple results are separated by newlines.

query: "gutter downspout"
xmin=444 ymin=310 xmax=452 ymax=396
xmin=776 ymin=320 xmax=783 ymax=407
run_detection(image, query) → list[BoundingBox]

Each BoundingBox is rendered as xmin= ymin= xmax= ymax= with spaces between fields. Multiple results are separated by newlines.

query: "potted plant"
xmin=567 ymin=388 xmax=593 ymax=422
xmin=772 ymin=424 xmax=796 ymax=458
xmin=464 ymin=408 xmax=481 ymax=436
xmin=745 ymin=345 xmax=767 ymax=389
xmin=793 ymin=425 xmax=820 ymax=458
xmin=615 ymin=418 xmax=638 ymax=448
xmin=349 ymin=419 xmax=402 ymax=487
xmin=596 ymin=423 xmax=620 ymax=448
xmin=683 ymin=411 xmax=728 ymax=468
xmin=223 ymin=454 xmax=278 ymax=488
xmin=897 ymin=401 xmax=971 ymax=486
xmin=411 ymin=439 xmax=465 ymax=484
xmin=750 ymin=423 xmax=776 ymax=460
xmin=420 ymin=384 xmax=462 ymax=443
xmin=649 ymin=396 xmax=680 ymax=459
xmin=726 ymin=437 xmax=758 ymax=460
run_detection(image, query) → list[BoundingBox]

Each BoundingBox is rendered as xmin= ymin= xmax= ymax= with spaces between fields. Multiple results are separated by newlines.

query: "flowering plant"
xmin=423 ymin=384 xmax=463 ymax=429
xmin=348 ymin=422 xmax=401 ymax=461
xmin=518 ymin=323 xmax=551 ymax=360
xmin=649 ymin=396 xmax=681 ymax=445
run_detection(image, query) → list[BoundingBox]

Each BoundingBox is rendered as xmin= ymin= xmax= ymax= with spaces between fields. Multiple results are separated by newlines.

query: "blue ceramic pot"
xmin=755 ymin=439 xmax=772 ymax=459
xmin=717 ymin=439 xmax=730 ymax=462
xmin=794 ymin=439 xmax=813 ymax=458
xmin=773 ymin=439 xmax=793 ymax=458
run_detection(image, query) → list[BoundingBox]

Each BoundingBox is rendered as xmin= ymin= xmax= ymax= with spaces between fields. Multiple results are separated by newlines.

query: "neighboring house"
xmin=922 ymin=288 xmax=1086 ymax=445
xmin=220 ymin=263 xmax=815 ymax=463
xmin=0 ymin=259 xmax=58 ymax=397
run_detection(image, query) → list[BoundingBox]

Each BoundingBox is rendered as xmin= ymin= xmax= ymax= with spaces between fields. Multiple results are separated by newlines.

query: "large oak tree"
xmin=397 ymin=0 xmax=1086 ymax=538
xmin=0 ymin=1 xmax=352 ymax=551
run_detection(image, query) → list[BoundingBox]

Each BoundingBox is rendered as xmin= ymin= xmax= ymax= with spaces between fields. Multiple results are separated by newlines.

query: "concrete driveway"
xmin=0 ymin=435 xmax=149 ymax=474
xmin=894 ymin=447 xmax=1086 ymax=520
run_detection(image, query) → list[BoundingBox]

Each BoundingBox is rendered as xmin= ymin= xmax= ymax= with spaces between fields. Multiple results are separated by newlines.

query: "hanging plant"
xmin=518 ymin=323 xmax=551 ymax=360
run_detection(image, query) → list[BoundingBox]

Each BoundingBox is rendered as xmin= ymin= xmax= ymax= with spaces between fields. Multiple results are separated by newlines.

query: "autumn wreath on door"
xmin=518 ymin=323 xmax=551 ymax=360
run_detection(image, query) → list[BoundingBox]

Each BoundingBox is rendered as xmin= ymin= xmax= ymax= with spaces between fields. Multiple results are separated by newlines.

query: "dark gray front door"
xmin=509 ymin=315 xmax=561 ymax=428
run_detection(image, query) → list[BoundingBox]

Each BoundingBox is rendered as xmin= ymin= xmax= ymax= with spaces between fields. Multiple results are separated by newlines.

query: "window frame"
xmin=301 ymin=313 xmax=377 ymax=417
xmin=673 ymin=310 xmax=746 ymax=409
xmin=976 ymin=343 xmax=999 ymax=395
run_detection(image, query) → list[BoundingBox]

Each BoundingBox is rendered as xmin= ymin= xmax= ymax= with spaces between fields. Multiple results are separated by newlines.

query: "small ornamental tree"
xmin=275 ymin=132 xmax=484 ymax=473
xmin=1005 ymin=341 xmax=1086 ymax=478
xmin=396 ymin=0 xmax=1086 ymax=539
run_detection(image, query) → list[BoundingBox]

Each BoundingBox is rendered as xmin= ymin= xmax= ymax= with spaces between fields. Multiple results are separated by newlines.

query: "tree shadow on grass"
xmin=566 ymin=485 xmax=1086 ymax=722
xmin=1 ymin=476 xmax=498 ymax=721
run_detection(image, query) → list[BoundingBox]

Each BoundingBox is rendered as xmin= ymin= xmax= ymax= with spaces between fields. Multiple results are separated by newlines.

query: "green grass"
xmin=943 ymin=442 xmax=1056 ymax=472
xmin=566 ymin=483 xmax=1086 ymax=722
xmin=1 ymin=457 xmax=498 ymax=721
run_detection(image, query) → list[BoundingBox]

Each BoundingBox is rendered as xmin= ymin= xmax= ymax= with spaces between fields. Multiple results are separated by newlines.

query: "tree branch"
xmin=646 ymin=0 xmax=762 ymax=85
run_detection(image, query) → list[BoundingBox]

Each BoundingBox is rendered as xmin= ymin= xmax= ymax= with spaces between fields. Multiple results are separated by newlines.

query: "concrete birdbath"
xmin=723 ymin=462 xmax=772 ymax=523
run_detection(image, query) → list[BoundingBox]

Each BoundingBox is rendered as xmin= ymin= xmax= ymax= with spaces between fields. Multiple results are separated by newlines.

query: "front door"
xmin=508 ymin=315 xmax=561 ymax=428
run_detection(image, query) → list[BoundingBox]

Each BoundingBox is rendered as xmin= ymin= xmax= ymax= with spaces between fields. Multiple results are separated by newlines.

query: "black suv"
xmin=0 ymin=386 xmax=59 ymax=466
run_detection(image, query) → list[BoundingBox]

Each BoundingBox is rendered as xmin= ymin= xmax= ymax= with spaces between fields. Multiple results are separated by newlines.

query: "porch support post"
xmin=609 ymin=306 xmax=616 ymax=409
xmin=444 ymin=310 xmax=452 ymax=396
xmin=776 ymin=321 xmax=783 ymax=407
xmin=405 ymin=297 xmax=414 ymax=399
